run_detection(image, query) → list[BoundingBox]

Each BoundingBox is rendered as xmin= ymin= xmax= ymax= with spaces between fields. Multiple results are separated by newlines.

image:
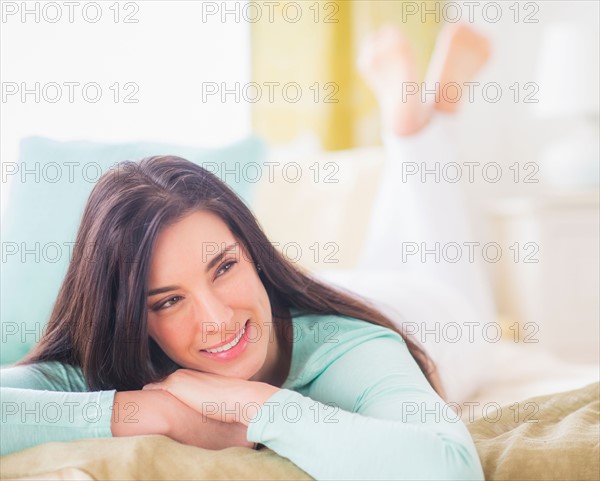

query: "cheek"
xmin=147 ymin=319 xmax=158 ymax=342
xmin=148 ymin=320 xmax=183 ymax=351
xmin=228 ymin=274 xmax=264 ymax=304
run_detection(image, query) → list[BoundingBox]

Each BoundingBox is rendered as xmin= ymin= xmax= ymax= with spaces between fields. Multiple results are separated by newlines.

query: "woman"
xmin=0 ymin=153 xmax=483 ymax=479
xmin=1 ymin=28 xmax=485 ymax=481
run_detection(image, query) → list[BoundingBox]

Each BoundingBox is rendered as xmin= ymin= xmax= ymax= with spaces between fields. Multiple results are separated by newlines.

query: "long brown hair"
xmin=20 ymin=155 xmax=445 ymax=398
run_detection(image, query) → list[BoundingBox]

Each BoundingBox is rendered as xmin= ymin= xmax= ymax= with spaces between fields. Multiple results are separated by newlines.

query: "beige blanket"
xmin=2 ymin=382 xmax=598 ymax=481
xmin=468 ymin=381 xmax=599 ymax=481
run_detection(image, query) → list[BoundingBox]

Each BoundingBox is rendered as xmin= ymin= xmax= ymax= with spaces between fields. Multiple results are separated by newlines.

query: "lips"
xmin=199 ymin=320 xmax=253 ymax=362
xmin=201 ymin=320 xmax=249 ymax=351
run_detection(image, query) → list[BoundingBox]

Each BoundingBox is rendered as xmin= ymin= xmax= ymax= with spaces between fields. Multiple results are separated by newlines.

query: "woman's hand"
xmin=165 ymin=400 xmax=257 ymax=450
xmin=111 ymin=389 xmax=255 ymax=450
xmin=143 ymin=369 xmax=280 ymax=426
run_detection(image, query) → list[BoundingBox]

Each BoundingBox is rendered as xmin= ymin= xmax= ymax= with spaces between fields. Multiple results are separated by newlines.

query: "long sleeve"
xmin=358 ymin=114 xmax=496 ymax=324
xmin=0 ymin=362 xmax=116 ymax=456
xmin=246 ymin=324 xmax=485 ymax=481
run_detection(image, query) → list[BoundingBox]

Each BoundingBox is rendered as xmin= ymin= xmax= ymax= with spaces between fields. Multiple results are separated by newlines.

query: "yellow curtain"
xmin=251 ymin=0 xmax=442 ymax=150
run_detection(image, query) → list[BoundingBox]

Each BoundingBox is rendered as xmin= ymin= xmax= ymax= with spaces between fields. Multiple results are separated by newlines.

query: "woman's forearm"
xmin=111 ymin=390 xmax=254 ymax=450
xmin=111 ymin=390 xmax=172 ymax=437
xmin=0 ymin=386 xmax=115 ymax=456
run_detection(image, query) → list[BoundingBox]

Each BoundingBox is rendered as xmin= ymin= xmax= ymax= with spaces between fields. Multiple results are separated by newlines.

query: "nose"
xmin=191 ymin=288 xmax=235 ymax=342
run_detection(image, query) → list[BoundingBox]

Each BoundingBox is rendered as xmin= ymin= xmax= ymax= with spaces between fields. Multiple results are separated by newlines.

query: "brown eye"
xmin=216 ymin=260 xmax=237 ymax=277
xmin=156 ymin=296 xmax=181 ymax=311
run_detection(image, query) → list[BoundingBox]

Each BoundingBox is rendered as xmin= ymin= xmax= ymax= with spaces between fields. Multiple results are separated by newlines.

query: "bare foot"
xmin=426 ymin=23 xmax=491 ymax=113
xmin=357 ymin=24 xmax=433 ymax=137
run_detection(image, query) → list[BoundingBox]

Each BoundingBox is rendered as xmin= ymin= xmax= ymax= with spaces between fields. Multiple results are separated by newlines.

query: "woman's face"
xmin=146 ymin=210 xmax=277 ymax=381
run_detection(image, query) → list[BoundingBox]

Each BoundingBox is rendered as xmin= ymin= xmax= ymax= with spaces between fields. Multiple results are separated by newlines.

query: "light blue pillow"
xmin=1 ymin=136 xmax=267 ymax=365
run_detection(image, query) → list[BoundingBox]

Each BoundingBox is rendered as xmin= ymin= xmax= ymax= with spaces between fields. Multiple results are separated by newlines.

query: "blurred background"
xmin=1 ymin=1 xmax=598 ymax=400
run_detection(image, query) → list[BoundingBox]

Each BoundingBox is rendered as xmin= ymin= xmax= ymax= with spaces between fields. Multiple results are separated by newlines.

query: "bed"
xmin=2 ymin=140 xmax=598 ymax=480
xmin=1 ymin=339 xmax=598 ymax=481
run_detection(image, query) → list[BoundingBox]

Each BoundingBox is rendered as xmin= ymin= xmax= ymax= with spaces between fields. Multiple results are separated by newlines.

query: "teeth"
xmin=204 ymin=324 xmax=246 ymax=353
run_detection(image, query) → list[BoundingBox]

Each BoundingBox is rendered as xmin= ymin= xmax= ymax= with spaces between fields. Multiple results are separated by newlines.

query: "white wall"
xmin=454 ymin=0 xmax=599 ymax=205
xmin=1 ymin=0 xmax=252 ymax=218
xmin=449 ymin=1 xmax=599 ymax=362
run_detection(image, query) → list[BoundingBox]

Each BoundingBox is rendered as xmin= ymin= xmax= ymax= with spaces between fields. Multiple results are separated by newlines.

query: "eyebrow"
xmin=147 ymin=242 xmax=238 ymax=297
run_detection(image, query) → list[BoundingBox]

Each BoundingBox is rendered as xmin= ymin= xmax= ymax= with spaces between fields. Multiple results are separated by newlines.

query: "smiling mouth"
xmin=201 ymin=320 xmax=249 ymax=353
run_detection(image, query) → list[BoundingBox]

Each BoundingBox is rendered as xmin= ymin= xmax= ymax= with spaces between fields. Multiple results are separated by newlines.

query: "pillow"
xmin=0 ymin=436 xmax=313 ymax=481
xmin=250 ymin=146 xmax=385 ymax=271
xmin=1 ymin=383 xmax=597 ymax=480
xmin=0 ymin=136 xmax=266 ymax=366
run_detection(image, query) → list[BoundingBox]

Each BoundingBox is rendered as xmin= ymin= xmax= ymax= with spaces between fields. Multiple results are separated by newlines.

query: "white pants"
xmin=359 ymin=114 xmax=496 ymax=323
xmin=317 ymin=115 xmax=498 ymax=403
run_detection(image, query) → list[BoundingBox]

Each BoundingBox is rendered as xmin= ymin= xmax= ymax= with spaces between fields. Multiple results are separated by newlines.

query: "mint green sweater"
xmin=1 ymin=310 xmax=484 ymax=480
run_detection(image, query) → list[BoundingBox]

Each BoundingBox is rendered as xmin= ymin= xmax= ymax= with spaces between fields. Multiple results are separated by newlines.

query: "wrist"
xmin=159 ymin=390 xmax=185 ymax=437
xmin=257 ymin=383 xmax=281 ymax=405
xmin=241 ymin=382 xmax=280 ymax=427
xmin=111 ymin=389 xmax=173 ymax=437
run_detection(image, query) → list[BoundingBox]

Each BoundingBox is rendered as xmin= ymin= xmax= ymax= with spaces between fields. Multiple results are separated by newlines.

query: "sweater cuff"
xmin=246 ymin=388 xmax=304 ymax=444
xmin=95 ymin=389 xmax=117 ymax=438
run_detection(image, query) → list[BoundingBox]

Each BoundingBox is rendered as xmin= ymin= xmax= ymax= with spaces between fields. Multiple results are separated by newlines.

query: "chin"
xmin=237 ymin=360 xmax=262 ymax=377
xmin=227 ymin=359 xmax=262 ymax=380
